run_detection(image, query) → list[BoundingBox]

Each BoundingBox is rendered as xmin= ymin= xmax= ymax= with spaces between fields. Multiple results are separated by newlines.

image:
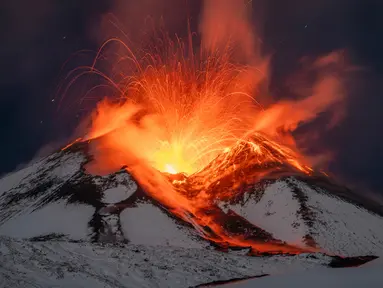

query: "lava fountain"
xmin=60 ymin=2 xmax=346 ymax=254
xmin=83 ymin=39 xmax=312 ymax=177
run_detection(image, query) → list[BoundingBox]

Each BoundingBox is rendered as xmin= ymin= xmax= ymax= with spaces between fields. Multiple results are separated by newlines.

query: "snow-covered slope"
xmin=0 ymin=236 xmax=347 ymax=288
xmin=0 ymin=143 xmax=204 ymax=248
xmin=1 ymin=141 xmax=383 ymax=256
xmin=212 ymin=257 xmax=383 ymax=288
xmin=1 ymin=140 xmax=383 ymax=287
xmin=225 ymin=178 xmax=383 ymax=256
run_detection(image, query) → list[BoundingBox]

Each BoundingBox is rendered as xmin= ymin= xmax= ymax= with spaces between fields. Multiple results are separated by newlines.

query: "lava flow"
xmin=61 ymin=2 xmax=345 ymax=254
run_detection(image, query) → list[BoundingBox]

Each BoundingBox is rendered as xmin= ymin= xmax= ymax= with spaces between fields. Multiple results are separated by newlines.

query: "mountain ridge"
xmin=0 ymin=139 xmax=383 ymax=257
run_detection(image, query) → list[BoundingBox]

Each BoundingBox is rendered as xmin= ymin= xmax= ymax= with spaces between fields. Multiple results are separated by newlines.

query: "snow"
xmin=120 ymin=203 xmax=206 ymax=248
xmin=0 ymin=158 xmax=49 ymax=196
xmin=0 ymin=202 xmax=94 ymax=240
xmin=50 ymin=153 xmax=86 ymax=180
xmin=102 ymin=185 xmax=137 ymax=204
xmin=0 ymin=151 xmax=85 ymax=197
xmin=0 ymin=151 xmax=94 ymax=242
xmin=0 ymin=236 xmax=335 ymax=288
xmin=227 ymin=178 xmax=383 ymax=256
xmin=1 ymin=143 xmax=383 ymax=288
xmin=229 ymin=181 xmax=307 ymax=244
xmin=218 ymin=258 xmax=383 ymax=288
xmin=292 ymin=179 xmax=383 ymax=256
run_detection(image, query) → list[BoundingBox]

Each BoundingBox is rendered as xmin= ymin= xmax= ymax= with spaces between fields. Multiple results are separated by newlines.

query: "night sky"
xmin=1 ymin=0 xmax=383 ymax=195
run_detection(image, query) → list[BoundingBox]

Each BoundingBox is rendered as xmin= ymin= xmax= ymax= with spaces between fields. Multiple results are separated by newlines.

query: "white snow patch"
xmin=230 ymin=181 xmax=307 ymax=244
xmin=102 ymin=185 xmax=137 ymax=204
xmin=219 ymin=261 xmax=383 ymax=288
xmin=292 ymin=179 xmax=383 ymax=256
xmin=0 ymin=202 xmax=94 ymax=240
xmin=120 ymin=203 xmax=205 ymax=249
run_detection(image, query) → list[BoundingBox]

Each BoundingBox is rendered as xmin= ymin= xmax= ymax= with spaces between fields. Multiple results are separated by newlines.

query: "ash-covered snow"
xmin=291 ymin=178 xmax=383 ymax=256
xmin=0 ymin=151 xmax=85 ymax=197
xmin=0 ymin=151 xmax=87 ymax=228
xmin=229 ymin=181 xmax=307 ymax=245
xmin=102 ymin=185 xmax=137 ymax=204
xmin=120 ymin=203 xmax=206 ymax=248
xmin=0 ymin=149 xmax=98 ymax=243
xmin=223 ymin=177 xmax=383 ymax=256
xmin=0 ymin=236 xmax=334 ymax=288
xmin=0 ymin=147 xmax=210 ymax=246
xmin=216 ymin=258 xmax=383 ymax=288
xmin=50 ymin=153 xmax=87 ymax=180
xmin=0 ymin=201 xmax=94 ymax=240
xmin=1 ymin=139 xmax=383 ymax=288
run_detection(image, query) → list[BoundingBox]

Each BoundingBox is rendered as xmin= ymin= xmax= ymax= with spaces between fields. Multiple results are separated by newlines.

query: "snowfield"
xmin=0 ymin=201 xmax=94 ymax=240
xmin=0 ymin=152 xmax=85 ymax=197
xmin=228 ymin=181 xmax=307 ymax=245
xmin=120 ymin=203 xmax=206 ymax=249
xmin=292 ymin=178 xmax=383 ymax=256
xmin=1 ymin=143 xmax=383 ymax=287
xmin=225 ymin=178 xmax=383 ymax=256
xmin=0 ymin=236 xmax=335 ymax=288
xmin=215 ymin=257 xmax=383 ymax=288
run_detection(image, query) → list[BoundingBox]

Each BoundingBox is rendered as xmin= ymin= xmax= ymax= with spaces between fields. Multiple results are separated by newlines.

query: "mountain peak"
xmin=0 ymin=139 xmax=382 ymax=257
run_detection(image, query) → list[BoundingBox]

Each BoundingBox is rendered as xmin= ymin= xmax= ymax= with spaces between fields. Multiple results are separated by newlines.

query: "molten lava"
xmin=83 ymin=37 xmax=316 ymax=177
xmin=62 ymin=16 xmax=344 ymax=255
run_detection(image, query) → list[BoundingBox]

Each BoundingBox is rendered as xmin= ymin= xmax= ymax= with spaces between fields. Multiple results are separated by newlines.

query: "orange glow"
xmin=78 ymin=34 xmax=342 ymax=253
xmin=64 ymin=3 xmax=346 ymax=254
xmin=83 ymin=39 xmax=321 ymax=177
xmin=82 ymin=42 xmax=269 ymax=176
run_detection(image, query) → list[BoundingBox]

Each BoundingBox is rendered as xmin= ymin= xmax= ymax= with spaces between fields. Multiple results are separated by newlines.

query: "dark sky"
xmin=1 ymin=0 xmax=383 ymax=195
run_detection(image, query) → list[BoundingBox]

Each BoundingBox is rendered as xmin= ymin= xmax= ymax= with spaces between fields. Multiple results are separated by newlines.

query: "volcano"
xmin=1 ymin=138 xmax=383 ymax=286
xmin=1 ymin=137 xmax=383 ymax=255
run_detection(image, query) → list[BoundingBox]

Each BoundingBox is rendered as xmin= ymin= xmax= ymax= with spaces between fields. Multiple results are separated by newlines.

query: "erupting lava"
xmin=62 ymin=34 xmax=344 ymax=254
xmin=82 ymin=38 xmax=279 ymax=176
xmin=80 ymin=36 xmax=326 ymax=177
xmin=60 ymin=2 xmax=346 ymax=255
xmin=71 ymin=36 xmax=332 ymax=254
